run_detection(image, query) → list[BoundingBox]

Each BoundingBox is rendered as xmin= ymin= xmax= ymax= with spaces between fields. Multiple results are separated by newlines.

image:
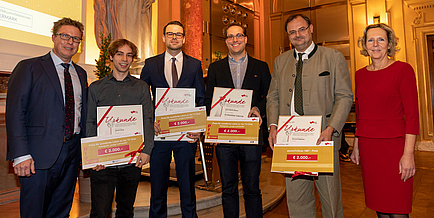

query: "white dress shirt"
xmin=164 ymin=51 xmax=183 ymax=87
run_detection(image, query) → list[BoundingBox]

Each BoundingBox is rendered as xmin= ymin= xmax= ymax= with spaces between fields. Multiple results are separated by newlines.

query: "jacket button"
xmin=289 ymin=88 xmax=292 ymax=92
xmin=292 ymin=74 xmax=296 ymax=77
xmin=287 ymin=103 xmax=290 ymax=107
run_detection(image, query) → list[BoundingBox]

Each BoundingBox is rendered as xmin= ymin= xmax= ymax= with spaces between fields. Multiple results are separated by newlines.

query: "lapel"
xmin=222 ymin=57 xmax=235 ymax=88
xmin=157 ymin=53 xmax=169 ymax=87
xmin=241 ymin=55 xmax=254 ymax=89
xmin=177 ymin=53 xmax=189 ymax=86
xmin=282 ymin=50 xmax=296 ymax=89
xmin=41 ymin=53 xmax=64 ymax=105
xmin=72 ymin=62 xmax=87 ymax=93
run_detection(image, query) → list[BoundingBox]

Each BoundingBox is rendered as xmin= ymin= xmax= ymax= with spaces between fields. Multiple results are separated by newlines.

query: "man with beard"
xmin=266 ymin=14 xmax=353 ymax=218
xmin=205 ymin=23 xmax=271 ymax=217
xmin=140 ymin=21 xmax=205 ymax=218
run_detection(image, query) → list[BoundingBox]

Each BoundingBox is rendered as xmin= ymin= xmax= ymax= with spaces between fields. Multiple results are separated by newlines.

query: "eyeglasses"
xmin=226 ymin=33 xmax=245 ymax=41
xmin=287 ymin=25 xmax=310 ymax=36
xmin=166 ymin=32 xmax=184 ymax=39
xmin=55 ymin=33 xmax=82 ymax=43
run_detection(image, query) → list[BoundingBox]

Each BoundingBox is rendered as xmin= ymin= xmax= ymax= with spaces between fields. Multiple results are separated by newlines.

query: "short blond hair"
xmin=358 ymin=23 xmax=399 ymax=57
xmin=52 ymin=17 xmax=84 ymax=37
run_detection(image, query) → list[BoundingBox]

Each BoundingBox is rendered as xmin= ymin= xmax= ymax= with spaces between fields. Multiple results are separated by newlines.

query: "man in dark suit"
xmin=140 ymin=21 xmax=205 ymax=218
xmin=6 ymin=18 xmax=87 ymax=218
xmin=205 ymin=23 xmax=271 ymax=217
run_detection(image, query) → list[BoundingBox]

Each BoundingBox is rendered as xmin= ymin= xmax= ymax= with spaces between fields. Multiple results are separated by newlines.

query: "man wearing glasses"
xmin=6 ymin=17 xmax=87 ymax=218
xmin=205 ymin=23 xmax=271 ymax=217
xmin=140 ymin=20 xmax=205 ymax=218
xmin=267 ymin=14 xmax=352 ymax=218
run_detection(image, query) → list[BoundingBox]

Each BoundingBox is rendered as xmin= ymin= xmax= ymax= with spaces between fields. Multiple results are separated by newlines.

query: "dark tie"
xmin=294 ymin=53 xmax=304 ymax=115
xmin=171 ymin=57 xmax=178 ymax=87
xmin=61 ymin=63 xmax=75 ymax=140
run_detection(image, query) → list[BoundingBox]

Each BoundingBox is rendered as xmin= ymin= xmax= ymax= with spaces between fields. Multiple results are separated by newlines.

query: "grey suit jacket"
xmin=266 ymin=45 xmax=353 ymax=147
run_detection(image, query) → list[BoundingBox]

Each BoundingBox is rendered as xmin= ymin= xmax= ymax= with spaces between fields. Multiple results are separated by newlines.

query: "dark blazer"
xmin=205 ymin=55 xmax=271 ymax=116
xmin=140 ymin=52 xmax=205 ymax=106
xmin=6 ymin=52 xmax=88 ymax=169
xmin=205 ymin=55 xmax=271 ymax=144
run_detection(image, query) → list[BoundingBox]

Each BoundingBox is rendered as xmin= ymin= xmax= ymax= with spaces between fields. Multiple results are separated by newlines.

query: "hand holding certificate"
xmin=206 ymin=87 xmax=259 ymax=144
xmin=205 ymin=117 xmax=260 ymax=144
xmin=81 ymin=105 xmax=145 ymax=169
xmin=155 ymin=106 xmax=207 ymax=137
xmin=81 ymin=133 xmax=144 ymax=169
xmin=271 ymin=115 xmax=334 ymax=174
xmin=271 ymin=142 xmax=334 ymax=174
xmin=154 ymin=88 xmax=205 ymax=140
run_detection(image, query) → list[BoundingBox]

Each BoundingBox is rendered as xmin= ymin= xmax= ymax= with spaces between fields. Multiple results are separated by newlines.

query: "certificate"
xmin=97 ymin=105 xmax=143 ymax=136
xmin=154 ymin=134 xmax=192 ymax=142
xmin=81 ymin=133 xmax=144 ymax=169
xmin=155 ymin=106 xmax=207 ymax=137
xmin=276 ymin=116 xmax=322 ymax=145
xmin=204 ymin=117 xmax=259 ymax=144
xmin=210 ymin=87 xmax=252 ymax=118
xmin=155 ymin=88 xmax=195 ymax=115
xmin=271 ymin=142 xmax=334 ymax=173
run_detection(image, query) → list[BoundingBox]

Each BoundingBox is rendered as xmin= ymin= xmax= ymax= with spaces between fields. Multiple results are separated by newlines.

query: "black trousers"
xmin=90 ymin=164 xmax=142 ymax=218
xmin=216 ymin=144 xmax=263 ymax=218
xmin=149 ymin=141 xmax=198 ymax=218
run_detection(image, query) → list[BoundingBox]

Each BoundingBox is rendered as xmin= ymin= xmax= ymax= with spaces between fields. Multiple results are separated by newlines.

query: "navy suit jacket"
xmin=205 ymin=55 xmax=271 ymax=144
xmin=140 ymin=52 xmax=205 ymax=106
xmin=6 ymin=52 xmax=88 ymax=169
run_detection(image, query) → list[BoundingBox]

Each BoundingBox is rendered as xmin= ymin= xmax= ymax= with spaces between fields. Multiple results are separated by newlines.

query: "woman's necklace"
xmin=368 ymin=59 xmax=394 ymax=71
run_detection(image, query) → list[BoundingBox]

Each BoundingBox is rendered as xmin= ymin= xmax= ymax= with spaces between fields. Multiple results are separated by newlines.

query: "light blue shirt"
xmin=228 ymin=53 xmax=248 ymax=89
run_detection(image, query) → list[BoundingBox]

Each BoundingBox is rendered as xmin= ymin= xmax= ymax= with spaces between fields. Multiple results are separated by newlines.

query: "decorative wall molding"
xmin=414 ymin=11 xmax=422 ymax=25
xmin=348 ymin=0 xmax=365 ymax=4
xmin=404 ymin=0 xmax=434 ymax=11
xmin=416 ymin=141 xmax=434 ymax=151
xmin=411 ymin=22 xmax=434 ymax=144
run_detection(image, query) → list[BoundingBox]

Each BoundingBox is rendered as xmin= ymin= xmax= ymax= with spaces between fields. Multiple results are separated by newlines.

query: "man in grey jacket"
xmin=267 ymin=14 xmax=353 ymax=218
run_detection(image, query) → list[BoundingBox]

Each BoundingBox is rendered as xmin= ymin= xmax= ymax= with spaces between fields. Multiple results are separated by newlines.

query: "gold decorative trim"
xmin=412 ymin=4 xmax=434 ymax=11
xmin=414 ymin=11 xmax=422 ymax=25
xmin=405 ymin=0 xmax=434 ymax=10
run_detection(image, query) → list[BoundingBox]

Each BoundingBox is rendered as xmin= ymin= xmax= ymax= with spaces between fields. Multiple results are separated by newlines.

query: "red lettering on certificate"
xmin=287 ymin=154 xmax=318 ymax=161
xmin=162 ymin=97 xmax=190 ymax=105
xmin=224 ymin=98 xmax=246 ymax=105
xmin=218 ymin=128 xmax=246 ymax=134
xmin=98 ymin=145 xmax=130 ymax=155
xmin=169 ymin=119 xmax=195 ymax=127
xmin=104 ymin=116 xmax=137 ymax=123
xmin=284 ymin=125 xmax=315 ymax=133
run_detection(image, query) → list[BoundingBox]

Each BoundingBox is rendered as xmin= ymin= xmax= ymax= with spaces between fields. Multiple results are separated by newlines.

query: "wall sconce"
xmin=373 ymin=16 xmax=381 ymax=24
